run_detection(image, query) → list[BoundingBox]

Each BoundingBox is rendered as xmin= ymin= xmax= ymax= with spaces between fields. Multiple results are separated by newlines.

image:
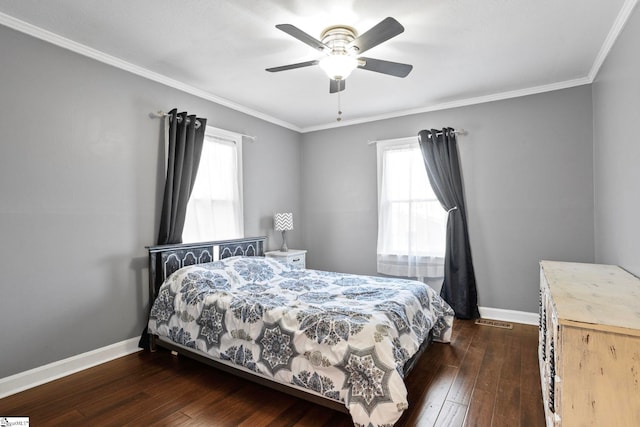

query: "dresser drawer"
xmin=287 ymin=254 xmax=305 ymax=268
xmin=265 ymin=249 xmax=306 ymax=269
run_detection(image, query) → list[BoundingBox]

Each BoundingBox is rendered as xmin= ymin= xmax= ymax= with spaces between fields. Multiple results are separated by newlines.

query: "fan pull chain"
xmin=337 ymin=86 xmax=342 ymax=122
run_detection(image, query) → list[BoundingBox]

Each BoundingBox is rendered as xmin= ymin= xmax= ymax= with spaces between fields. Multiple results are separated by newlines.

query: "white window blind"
xmin=182 ymin=127 xmax=244 ymax=242
xmin=376 ymin=137 xmax=447 ymax=278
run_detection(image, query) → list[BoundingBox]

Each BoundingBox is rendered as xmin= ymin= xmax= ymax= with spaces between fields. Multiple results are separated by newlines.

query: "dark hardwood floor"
xmin=0 ymin=320 xmax=545 ymax=426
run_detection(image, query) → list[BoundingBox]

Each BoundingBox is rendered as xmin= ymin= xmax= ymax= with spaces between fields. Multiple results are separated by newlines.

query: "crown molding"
xmin=0 ymin=12 xmax=302 ymax=133
xmin=588 ymin=0 xmax=638 ymax=81
xmin=301 ymin=77 xmax=592 ymax=133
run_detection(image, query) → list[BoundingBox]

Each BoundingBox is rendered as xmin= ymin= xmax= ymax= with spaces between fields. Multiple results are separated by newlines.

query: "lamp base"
xmin=280 ymin=230 xmax=288 ymax=252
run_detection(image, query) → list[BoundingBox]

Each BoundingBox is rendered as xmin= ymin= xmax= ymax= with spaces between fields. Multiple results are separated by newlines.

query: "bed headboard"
xmin=147 ymin=236 xmax=266 ymax=302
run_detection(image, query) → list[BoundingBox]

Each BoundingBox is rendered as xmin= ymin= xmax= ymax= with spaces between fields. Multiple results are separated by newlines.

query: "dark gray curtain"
xmin=140 ymin=108 xmax=206 ymax=349
xmin=418 ymin=128 xmax=479 ymax=319
xmin=157 ymin=108 xmax=207 ymax=245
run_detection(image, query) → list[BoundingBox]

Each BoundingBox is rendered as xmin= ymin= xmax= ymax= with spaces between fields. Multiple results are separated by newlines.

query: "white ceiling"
xmin=0 ymin=0 xmax=636 ymax=132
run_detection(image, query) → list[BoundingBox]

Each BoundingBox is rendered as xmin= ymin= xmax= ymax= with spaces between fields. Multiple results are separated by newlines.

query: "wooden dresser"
xmin=538 ymin=260 xmax=640 ymax=426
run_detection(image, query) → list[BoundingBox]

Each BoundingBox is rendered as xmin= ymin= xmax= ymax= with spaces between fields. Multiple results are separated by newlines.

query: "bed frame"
xmin=146 ymin=236 xmax=432 ymax=415
xmin=148 ymin=236 xmax=266 ymax=308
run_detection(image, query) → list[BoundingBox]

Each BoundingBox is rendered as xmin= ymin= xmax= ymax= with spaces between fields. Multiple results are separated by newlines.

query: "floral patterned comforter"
xmin=148 ymin=256 xmax=454 ymax=426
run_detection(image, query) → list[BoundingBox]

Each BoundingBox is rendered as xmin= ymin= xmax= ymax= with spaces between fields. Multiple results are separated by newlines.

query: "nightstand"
xmin=265 ymin=249 xmax=307 ymax=269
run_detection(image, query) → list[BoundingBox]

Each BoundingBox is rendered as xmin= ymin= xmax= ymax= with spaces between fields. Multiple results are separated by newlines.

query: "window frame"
xmin=376 ymin=136 xmax=447 ymax=278
xmin=181 ymin=125 xmax=244 ymax=243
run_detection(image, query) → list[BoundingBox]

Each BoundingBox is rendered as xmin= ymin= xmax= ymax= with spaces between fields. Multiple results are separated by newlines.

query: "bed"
xmin=146 ymin=236 xmax=454 ymax=426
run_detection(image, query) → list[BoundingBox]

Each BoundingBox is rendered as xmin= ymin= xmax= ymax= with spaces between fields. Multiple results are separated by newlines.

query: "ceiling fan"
xmin=266 ymin=17 xmax=413 ymax=93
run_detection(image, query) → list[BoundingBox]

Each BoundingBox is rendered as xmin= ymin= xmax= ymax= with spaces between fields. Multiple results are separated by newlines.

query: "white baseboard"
xmin=0 ymin=338 xmax=142 ymax=399
xmin=478 ymin=306 xmax=539 ymax=325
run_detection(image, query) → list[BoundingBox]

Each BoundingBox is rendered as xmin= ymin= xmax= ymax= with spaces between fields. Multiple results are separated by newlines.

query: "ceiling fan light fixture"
xmin=268 ymin=18 xmax=411 ymax=94
xmin=319 ymin=54 xmax=358 ymax=80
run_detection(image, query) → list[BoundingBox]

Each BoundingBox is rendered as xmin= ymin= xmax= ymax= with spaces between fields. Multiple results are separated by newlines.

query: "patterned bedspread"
xmin=148 ymin=256 xmax=454 ymax=426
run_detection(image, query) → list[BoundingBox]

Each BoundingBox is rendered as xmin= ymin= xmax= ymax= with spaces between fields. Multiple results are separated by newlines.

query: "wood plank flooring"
xmin=0 ymin=320 xmax=545 ymax=426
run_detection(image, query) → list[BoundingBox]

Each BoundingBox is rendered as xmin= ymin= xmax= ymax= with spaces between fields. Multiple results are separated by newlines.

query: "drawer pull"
xmin=292 ymin=258 xmax=300 ymax=262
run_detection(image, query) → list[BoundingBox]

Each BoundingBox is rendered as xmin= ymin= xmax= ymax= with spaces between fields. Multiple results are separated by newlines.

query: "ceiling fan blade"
xmin=329 ymin=79 xmax=346 ymax=93
xmin=348 ymin=17 xmax=404 ymax=55
xmin=276 ymin=24 xmax=331 ymax=53
xmin=358 ymin=57 xmax=413 ymax=77
xmin=266 ymin=60 xmax=319 ymax=73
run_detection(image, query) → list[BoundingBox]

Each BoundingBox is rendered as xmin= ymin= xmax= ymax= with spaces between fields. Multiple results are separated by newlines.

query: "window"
xmin=182 ymin=126 xmax=244 ymax=242
xmin=376 ymin=137 xmax=447 ymax=278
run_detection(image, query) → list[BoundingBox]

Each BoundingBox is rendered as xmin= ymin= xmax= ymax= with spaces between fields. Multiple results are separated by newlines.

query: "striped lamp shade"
xmin=274 ymin=212 xmax=294 ymax=231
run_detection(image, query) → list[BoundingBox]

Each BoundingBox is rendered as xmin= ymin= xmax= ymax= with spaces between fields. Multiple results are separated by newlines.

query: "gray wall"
xmin=0 ymin=25 xmax=301 ymax=378
xmin=301 ymin=86 xmax=595 ymax=313
xmin=592 ymin=5 xmax=640 ymax=276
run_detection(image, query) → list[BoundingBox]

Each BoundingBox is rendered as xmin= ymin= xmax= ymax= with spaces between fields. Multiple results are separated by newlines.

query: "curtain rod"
xmin=150 ymin=110 xmax=202 ymax=129
xmin=150 ymin=111 xmax=257 ymax=142
xmin=367 ymin=128 xmax=466 ymax=145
